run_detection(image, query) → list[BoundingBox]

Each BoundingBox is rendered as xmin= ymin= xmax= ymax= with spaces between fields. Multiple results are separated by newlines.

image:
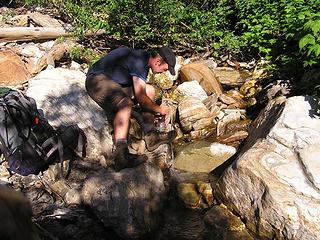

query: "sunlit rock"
xmin=0 ymin=50 xmax=30 ymax=86
xmin=215 ymin=96 xmax=320 ymax=239
xmin=180 ymin=63 xmax=223 ymax=96
xmin=213 ymin=67 xmax=245 ymax=87
xmin=178 ymin=96 xmax=213 ymax=132
xmin=173 ymin=80 xmax=208 ymax=102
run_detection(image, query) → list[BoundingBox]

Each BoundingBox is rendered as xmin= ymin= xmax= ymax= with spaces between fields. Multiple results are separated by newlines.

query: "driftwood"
xmin=0 ymin=27 xmax=105 ymax=42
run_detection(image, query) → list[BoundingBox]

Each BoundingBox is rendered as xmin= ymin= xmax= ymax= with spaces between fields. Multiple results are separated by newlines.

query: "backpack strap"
xmin=41 ymin=135 xmax=65 ymax=178
xmin=76 ymin=129 xmax=86 ymax=158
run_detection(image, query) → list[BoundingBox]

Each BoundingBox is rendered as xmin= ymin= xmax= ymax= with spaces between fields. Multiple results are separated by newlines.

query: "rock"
xmin=81 ymin=163 xmax=166 ymax=239
xmin=218 ymin=130 xmax=249 ymax=144
xmin=26 ymin=67 xmax=114 ymax=165
xmin=215 ymin=96 xmax=320 ymax=240
xmin=178 ymin=96 xmax=213 ymax=132
xmin=219 ymin=93 xmax=238 ymax=105
xmin=213 ymin=67 xmax=244 ymax=87
xmin=146 ymin=144 xmax=174 ymax=169
xmin=0 ymin=186 xmax=40 ymax=240
xmin=240 ymin=79 xmax=261 ymax=98
xmin=6 ymin=14 xmax=29 ymax=27
xmin=202 ymin=93 xmax=221 ymax=118
xmin=193 ymin=59 xmax=218 ymax=70
xmin=174 ymin=140 xmax=234 ymax=173
xmin=177 ymin=182 xmax=201 ymax=209
xmin=224 ymin=119 xmax=251 ymax=134
xmin=196 ymin=181 xmax=214 ymax=207
xmin=188 ymin=128 xmax=214 ymax=140
xmin=210 ymin=142 xmax=236 ymax=158
xmin=204 ymin=204 xmax=254 ymax=240
xmin=180 ymin=63 xmax=223 ymax=96
xmin=0 ymin=50 xmax=30 ymax=86
xmin=28 ymin=12 xmax=63 ymax=27
xmin=217 ymin=111 xmax=242 ymax=136
xmin=65 ymin=188 xmax=82 ymax=205
xmin=173 ymin=80 xmax=208 ymax=102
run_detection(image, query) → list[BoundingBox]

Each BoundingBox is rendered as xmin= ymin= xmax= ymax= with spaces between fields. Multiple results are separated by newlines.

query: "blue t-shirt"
xmin=87 ymin=47 xmax=150 ymax=87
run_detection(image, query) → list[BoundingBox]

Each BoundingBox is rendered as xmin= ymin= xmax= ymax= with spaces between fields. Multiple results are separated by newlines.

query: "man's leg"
xmin=113 ymin=97 xmax=133 ymax=143
xmin=141 ymin=84 xmax=157 ymax=133
xmin=85 ymin=74 xmax=147 ymax=171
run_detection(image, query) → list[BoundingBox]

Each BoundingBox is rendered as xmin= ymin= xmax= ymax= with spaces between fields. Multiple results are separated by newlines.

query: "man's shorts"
xmin=85 ymin=73 xmax=133 ymax=115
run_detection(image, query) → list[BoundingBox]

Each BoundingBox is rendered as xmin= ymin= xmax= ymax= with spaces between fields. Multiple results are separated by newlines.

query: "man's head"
xmin=149 ymin=46 xmax=176 ymax=75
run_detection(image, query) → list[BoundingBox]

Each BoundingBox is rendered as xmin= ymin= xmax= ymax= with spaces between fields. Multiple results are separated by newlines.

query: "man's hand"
xmin=159 ymin=102 xmax=169 ymax=116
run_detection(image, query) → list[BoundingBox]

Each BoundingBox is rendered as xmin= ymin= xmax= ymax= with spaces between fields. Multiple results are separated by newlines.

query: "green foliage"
xmin=69 ymin=45 xmax=102 ymax=65
xmin=18 ymin=0 xmax=320 ymax=98
xmin=299 ymin=13 xmax=320 ymax=67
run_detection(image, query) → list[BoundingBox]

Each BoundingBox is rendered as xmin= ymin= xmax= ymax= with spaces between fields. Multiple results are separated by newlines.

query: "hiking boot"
xmin=144 ymin=130 xmax=177 ymax=152
xmin=114 ymin=144 xmax=147 ymax=172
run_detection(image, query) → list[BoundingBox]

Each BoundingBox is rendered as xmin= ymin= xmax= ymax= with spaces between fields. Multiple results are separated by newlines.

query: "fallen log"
xmin=0 ymin=27 xmax=105 ymax=42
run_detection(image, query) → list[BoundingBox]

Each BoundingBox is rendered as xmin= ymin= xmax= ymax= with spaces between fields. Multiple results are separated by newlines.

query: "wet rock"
xmin=224 ymin=119 xmax=251 ymax=134
xmin=188 ymin=128 xmax=214 ymax=140
xmin=210 ymin=142 xmax=236 ymax=159
xmin=215 ymin=96 xmax=320 ymax=239
xmin=174 ymin=140 xmax=233 ymax=173
xmin=180 ymin=63 xmax=223 ymax=96
xmin=204 ymin=204 xmax=253 ymax=240
xmin=177 ymin=182 xmax=201 ymax=209
xmin=196 ymin=180 xmax=214 ymax=207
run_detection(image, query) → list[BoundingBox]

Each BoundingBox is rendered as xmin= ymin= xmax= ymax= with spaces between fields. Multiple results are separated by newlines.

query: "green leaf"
xmin=311 ymin=20 xmax=320 ymax=35
xmin=299 ymin=34 xmax=316 ymax=49
xmin=314 ymin=44 xmax=320 ymax=57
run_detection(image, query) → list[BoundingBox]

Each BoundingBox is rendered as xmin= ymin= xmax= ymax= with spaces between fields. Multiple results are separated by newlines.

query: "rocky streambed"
xmin=1 ymin=7 xmax=320 ymax=240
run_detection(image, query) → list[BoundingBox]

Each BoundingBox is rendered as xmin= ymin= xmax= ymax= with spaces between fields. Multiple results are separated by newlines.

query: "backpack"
xmin=0 ymin=89 xmax=87 ymax=176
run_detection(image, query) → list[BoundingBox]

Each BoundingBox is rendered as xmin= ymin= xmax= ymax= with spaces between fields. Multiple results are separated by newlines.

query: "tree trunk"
xmin=0 ymin=27 xmax=105 ymax=42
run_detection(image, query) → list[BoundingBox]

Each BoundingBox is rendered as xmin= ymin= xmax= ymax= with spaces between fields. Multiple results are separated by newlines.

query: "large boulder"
xmin=81 ymin=163 xmax=166 ymax=239
xmin=180 ymin=63 xmax=223 ymax=96
xmin=26 ymin=67 xmax=113 ymax=165
xmin=215 ymin=96 xmax=320 ymax=240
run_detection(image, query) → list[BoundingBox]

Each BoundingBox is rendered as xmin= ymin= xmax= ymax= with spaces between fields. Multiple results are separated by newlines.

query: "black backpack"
xmin=0 ymin=89 xmax=87 ymax=176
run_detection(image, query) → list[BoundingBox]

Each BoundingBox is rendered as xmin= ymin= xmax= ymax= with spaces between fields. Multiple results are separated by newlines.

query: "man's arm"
xmin=132 ymin=76 xmax=167 ymax=115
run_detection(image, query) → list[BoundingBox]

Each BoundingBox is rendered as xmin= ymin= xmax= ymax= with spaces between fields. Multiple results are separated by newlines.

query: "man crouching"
xmin=85 ymin=46 xmax=177 ymax=171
